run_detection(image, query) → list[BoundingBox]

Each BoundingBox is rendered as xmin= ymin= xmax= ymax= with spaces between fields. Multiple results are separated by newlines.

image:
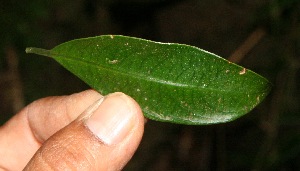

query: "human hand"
xmin=0 ymin=90 xmax=145 ymax=170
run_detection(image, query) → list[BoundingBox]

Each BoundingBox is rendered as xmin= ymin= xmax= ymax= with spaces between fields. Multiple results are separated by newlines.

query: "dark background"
xmin=1 ymin=0 xmax=300 ymax=170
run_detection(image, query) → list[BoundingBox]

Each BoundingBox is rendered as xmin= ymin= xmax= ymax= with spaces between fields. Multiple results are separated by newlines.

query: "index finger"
xmin=0 ymin=89 xmax=102 ymax=171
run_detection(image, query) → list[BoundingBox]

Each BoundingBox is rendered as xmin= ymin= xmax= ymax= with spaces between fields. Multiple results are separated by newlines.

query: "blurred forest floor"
xmin=1 ymin=0 xmax=300 ymax=170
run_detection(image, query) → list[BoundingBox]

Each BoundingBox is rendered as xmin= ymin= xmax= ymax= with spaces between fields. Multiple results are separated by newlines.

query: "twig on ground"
xmin=5 ymin=46 xmax=25 ymax=113
xmin=228 ymin=28 xmax=266 ymax=63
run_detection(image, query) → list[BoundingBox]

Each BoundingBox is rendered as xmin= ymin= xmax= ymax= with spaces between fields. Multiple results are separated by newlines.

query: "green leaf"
xmin=26 ymin=35 xmax=271 ymax=125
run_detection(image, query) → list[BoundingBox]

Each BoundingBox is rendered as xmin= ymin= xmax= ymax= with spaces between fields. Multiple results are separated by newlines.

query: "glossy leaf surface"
xmin=26 ymin=35 xmax=271 ymax=125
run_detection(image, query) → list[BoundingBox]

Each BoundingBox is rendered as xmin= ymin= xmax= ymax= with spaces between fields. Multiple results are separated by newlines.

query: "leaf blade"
xmin=26 ymin=35 xmax=271 ymax=125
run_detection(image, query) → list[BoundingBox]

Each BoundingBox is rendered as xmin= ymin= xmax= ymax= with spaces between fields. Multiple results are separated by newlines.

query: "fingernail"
xmin=84 ymin=92 xmax=136 ymax=145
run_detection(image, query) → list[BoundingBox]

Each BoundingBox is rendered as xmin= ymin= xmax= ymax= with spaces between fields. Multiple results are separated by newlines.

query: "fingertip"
xmin=25 ymin=92 xmax=145 ymax=170
xmin=84 ymin=92 xmax=144 ymax=145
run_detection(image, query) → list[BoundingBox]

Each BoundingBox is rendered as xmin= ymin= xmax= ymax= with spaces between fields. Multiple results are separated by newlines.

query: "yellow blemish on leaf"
xmin=108 ymin=59 xmax=118 ymax=64
xmin=239 ymin=68 xmax=246 ymax=75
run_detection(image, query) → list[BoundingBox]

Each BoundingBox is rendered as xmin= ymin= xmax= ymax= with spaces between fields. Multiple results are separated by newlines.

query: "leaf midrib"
xmin=56 ymin=53 xmax=250 ymax=94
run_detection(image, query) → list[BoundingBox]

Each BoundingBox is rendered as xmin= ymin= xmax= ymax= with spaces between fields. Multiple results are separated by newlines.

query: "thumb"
xmin=24 ymin=92 xmax=145 ymax=170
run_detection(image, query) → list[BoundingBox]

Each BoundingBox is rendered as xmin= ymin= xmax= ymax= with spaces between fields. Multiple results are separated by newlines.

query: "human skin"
xmin=0 ymin=90 xmax=145 ymax=170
